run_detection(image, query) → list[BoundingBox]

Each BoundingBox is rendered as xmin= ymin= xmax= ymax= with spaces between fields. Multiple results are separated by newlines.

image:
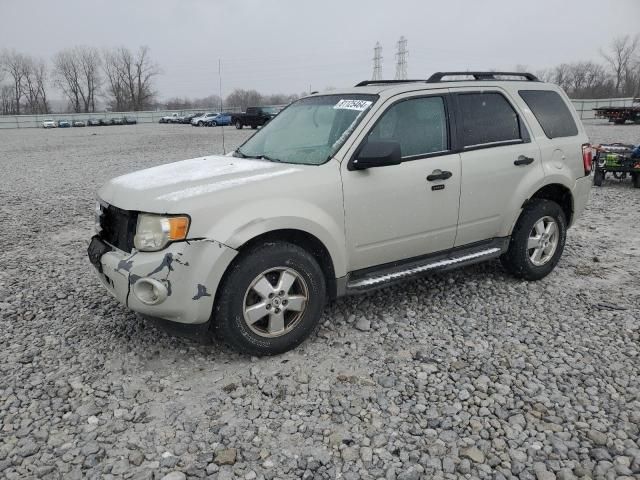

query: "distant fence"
xmin=0 ymin=98 xmax=636 ymax=129
xmin=0 ymin=106 xmax=246 ymax=129
xmin=571 ymin=97 xmax=636 ymax=120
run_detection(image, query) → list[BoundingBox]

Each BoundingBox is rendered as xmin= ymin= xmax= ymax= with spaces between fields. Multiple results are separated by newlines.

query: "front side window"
xmin=236 ymin=94 xmax=377 ymax=165
xmin=458 ymin=92 xmax=522 ymax=148
xmin=367 ymin=96 xmax=448 ymax=158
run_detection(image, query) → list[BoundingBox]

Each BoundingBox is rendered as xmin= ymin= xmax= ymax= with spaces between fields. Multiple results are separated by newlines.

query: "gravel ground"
xmin=0 ymin=122 xmax=639 ymax=480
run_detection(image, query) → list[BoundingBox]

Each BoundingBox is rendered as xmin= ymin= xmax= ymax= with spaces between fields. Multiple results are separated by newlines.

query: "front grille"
xmin=98 ymin=203 xmax=137 ymax=253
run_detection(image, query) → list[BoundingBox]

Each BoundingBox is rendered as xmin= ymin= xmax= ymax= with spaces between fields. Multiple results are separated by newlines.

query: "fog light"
xmin=133 ymin=278 xmax=168 ymax=305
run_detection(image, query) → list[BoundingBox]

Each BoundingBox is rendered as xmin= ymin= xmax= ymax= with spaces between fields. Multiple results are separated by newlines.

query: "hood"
xmin=98 ymin=155 xmax=302 ymax=212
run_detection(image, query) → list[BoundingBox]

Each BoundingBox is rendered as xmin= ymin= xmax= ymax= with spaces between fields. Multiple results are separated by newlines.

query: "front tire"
xmin=213 ymin=243 xmax=326 ymax=355
xmin=235 ymin=120 xmax=243 ymax=129
xmin=210 ymin=121 xmax=217 ymax=127
xmin=501 ymin=199 xmax=567 ymax=281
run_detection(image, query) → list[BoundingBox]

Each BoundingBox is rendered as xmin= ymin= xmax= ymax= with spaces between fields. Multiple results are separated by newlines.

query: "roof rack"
xmin=355 ymin=79 xmax=429 ymax=87
xmin=426 ymin=71 xmax=539 ymax=82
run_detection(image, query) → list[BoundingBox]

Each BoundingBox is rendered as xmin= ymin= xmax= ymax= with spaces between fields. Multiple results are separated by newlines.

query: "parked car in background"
xmin=110 ymin=117 xmax=124 ymax=126
xmin=57 ymin=120 xmax=71 ymax=128
xmin=180 ymin=112 xmax=204 ymax=124
xmin=205 ymin=112 xmax=232 ymax=126
xmin=42 ymin=119 xmax=57 ymax=128
xmin=73 ymin=120 xmax=86 ymax=127
xmin=231 ymin=106 xmax=279 ymax=129
xmin=99 ymin=118 xmax=110 ymax=126
xmin=87 ymin=118 xmax=101 ymax=126
xmin=191 ymin=112 xmax=219 ymax=126
xmin=123 ymin=116 xmax=137 ymax=125
xmin=159 ymin=113 xmax=180 ymax=124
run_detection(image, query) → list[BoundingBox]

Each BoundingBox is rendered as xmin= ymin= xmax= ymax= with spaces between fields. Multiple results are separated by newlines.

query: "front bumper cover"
xmin=93 ymin=239 xmax=237 ymax=324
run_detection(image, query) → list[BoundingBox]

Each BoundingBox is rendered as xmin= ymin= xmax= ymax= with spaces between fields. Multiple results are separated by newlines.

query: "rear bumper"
xmin=94 ymin=239 xmax=237 ymax=324
xmin=572 ymin=175 xmax=592 ymax=226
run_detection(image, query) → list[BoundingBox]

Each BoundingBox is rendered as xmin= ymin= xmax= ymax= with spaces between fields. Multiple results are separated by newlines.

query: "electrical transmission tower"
xmin=395 ymin=36 xmax=408 ymax=80
xmin=372 ymin=42 xmax=383 ymax=80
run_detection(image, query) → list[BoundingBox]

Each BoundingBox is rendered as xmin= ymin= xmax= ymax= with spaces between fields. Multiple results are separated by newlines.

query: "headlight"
xmin=134 ymin=214 xmax=190 ymax=251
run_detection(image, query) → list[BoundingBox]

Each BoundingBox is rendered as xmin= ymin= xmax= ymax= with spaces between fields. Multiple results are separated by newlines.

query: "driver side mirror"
xmin=350 ymin=140 xmax=402 ymax=170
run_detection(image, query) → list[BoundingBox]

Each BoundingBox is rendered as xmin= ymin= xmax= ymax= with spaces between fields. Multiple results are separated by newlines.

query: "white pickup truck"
xmin=158 ymin=113 xmax=180 ymax=124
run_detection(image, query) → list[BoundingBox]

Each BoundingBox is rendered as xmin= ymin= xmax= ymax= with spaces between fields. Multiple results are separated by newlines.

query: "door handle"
xmin=426 ymin=169 xmax=452 ymax=181
xmin=514 ymin=155 xmax=534 ymax=166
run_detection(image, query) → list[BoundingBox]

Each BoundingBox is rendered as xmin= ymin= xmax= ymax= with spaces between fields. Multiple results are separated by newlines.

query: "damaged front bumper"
xmin=92 ymin=238 xmax=237 ymax=324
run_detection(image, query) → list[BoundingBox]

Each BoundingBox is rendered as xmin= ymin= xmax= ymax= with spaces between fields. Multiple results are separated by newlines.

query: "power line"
xmin=372 ymin=42 xmax=383 ymax=81
xmin=395 ymin=36 xmax=408 ymax=80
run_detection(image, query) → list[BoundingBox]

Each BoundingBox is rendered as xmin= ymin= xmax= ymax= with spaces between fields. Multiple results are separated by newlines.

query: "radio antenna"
xmin=218 ymin=58 xmax=226 ymax=155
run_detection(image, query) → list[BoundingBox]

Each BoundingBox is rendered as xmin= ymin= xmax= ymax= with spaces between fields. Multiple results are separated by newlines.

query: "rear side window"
xmin=519 ymin=90 xmax=578 ymax=138
xmin=457 ymin=92 xmax=522 ymax=148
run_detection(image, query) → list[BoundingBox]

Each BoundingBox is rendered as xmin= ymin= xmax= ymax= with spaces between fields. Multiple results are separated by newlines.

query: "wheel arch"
xmin=225 ymin=229 xmax=339 ymax=300
xmin=523 ymin=183 xmax=574 ymax=227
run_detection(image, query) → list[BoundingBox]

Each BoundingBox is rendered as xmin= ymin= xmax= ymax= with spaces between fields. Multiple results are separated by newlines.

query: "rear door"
xmin=453 ymin=88 xmax=544 ymax=246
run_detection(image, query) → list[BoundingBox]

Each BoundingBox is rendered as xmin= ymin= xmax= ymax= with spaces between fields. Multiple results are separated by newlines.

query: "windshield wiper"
xmin=234 ymin=148 xmax=248 ymax=158
xmin=258 ymin=154 xmax=283 ymax=163
xmin=234 ymin=149 xmax=282 ymax=163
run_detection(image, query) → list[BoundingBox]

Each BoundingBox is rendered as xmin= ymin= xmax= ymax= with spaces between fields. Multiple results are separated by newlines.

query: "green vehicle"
xmin=593 ymin=143 xmax=640 ymax=188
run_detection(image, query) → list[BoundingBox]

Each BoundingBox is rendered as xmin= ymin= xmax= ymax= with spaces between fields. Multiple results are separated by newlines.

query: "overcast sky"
xmin=1 ymin=0 xmax=639 ymax=100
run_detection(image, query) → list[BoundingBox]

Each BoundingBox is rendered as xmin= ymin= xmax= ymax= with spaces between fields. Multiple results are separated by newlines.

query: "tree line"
xmin=520 ymin=35 xmax=640 ymax=99
xmin=2 ymin=35 xmax=639 ymax=116
xmin=0 ymin=46 xmax=160 ymax=115
xmin=164 ymin=90 xmax=302 ymax=112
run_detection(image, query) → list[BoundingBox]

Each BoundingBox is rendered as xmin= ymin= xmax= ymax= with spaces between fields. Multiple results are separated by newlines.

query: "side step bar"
xmin=345 ymin=238 xmax=509 ymax=294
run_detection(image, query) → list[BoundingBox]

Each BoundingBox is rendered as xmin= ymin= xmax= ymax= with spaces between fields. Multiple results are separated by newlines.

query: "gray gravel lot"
xmin=1 ymin=122 xmax=639 ymax=480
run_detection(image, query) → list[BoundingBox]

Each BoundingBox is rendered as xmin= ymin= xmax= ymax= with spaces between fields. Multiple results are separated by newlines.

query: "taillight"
xmin=582 ymin=143 xmax=593 ymax=175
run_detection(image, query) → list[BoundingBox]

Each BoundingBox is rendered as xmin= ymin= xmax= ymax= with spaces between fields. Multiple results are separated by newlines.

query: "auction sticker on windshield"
xmin=333 ymin=99 xmax=373 ymax=111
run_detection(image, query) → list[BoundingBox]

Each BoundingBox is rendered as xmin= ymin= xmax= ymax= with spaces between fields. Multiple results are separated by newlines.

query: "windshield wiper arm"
xmin=259 ymin=154 xmax=282 ymax=163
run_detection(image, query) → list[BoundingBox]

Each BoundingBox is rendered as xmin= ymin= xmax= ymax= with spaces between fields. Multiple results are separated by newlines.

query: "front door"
xmin=341 ymin=94 xmax=461 ymax=271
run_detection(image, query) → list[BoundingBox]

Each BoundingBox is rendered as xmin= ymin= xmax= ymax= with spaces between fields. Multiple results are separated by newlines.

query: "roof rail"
xmin=355 ymin=79 xmax=429 ymax=87
xmin=427 ymin=71 xmax=539 ymax=82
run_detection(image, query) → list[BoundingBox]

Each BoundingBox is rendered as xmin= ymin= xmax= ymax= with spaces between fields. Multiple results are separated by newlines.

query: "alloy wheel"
xmin=242 ymin=267 xmax=309 ymax=337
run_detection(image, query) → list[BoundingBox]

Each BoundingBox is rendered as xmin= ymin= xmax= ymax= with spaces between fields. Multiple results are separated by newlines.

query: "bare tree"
xmin=0 ymin=84 xmax=15 ymax=114
xmin=78 ymin=47 xmax=102 ymax=112
xmin=0 ymin=49 xmax=28 ymax=115
xmin=53 ymin=46 xmax=101 ymax=113
xmin=23 ymin=57 xmax=49 ymax=114
xmin=225 ymin=89 xmax=263 ymax=110
xmin=103 ymin=48 xmax=127 ymax=111
xmin=601 ymin=34 xmax=639 ymax=94
xmin=102 ymin=46 xmax=160 ymax=111
xmin=53 ymin=49 xmax=83 ymax=112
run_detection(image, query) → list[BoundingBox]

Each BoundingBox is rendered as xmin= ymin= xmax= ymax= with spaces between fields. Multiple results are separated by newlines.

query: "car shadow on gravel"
xmin=100 ymin=259 xmax=515 ymax=359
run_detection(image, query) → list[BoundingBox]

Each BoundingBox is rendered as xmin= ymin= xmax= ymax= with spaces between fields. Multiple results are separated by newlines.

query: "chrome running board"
xmin=345 ymin=238 xmax=508 ymax=294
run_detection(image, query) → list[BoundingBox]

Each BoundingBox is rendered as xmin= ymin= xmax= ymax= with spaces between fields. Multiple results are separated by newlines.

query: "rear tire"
xmin=593 ymin=169 xmax=604 ymax=186
xmin=251 ymin=124 xmax=258 ymax=129
xmin=213 ymin=242 xmax=326 ymax=356
xmin=235 ymin=120 xmax=243 ymax=129
xmin=501 ymin=199 xmax=567 ymax=281
xmin=210 ymin=121 xmax=217 ymax=127
xmin=198 ymin=121 xmax=204 ymax=127
xmin=613 ymin=119 xmax=626 ymax=125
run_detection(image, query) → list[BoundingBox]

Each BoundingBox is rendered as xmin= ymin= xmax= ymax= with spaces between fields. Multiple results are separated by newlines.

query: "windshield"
xmin=236 ymin=94 xmax=377 ymax=165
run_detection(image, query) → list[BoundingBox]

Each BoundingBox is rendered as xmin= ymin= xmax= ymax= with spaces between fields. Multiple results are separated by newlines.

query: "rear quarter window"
xmin=519 ymin=90 xmax=578 ymax=139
